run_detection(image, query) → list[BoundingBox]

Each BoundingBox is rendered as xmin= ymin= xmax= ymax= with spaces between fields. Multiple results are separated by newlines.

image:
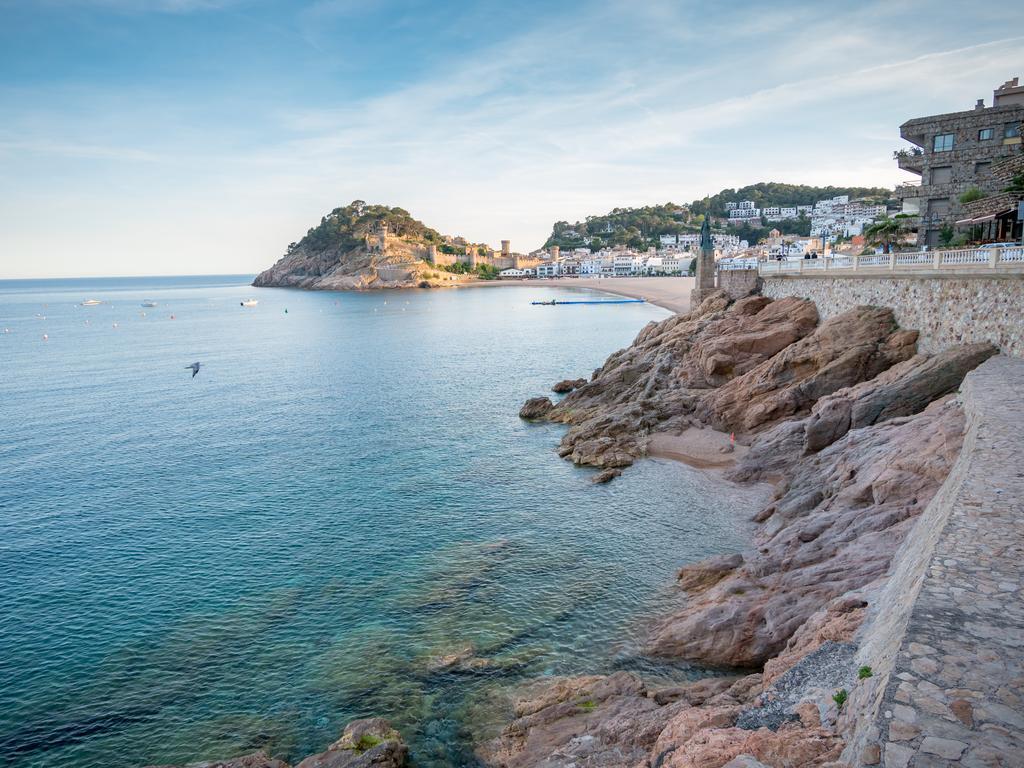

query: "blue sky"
xmin=0 ymin=0 xmax=1022 ymax=278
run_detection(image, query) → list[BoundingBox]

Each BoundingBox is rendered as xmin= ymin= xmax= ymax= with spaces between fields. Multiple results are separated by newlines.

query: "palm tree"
xmin=864 ymin=216 xmax=903 ymax=254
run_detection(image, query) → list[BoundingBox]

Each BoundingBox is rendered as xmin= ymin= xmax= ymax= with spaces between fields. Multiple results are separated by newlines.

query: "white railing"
xmin=750 ymin=246 xmax=1024 ymax=276
xmin=717 ymin=257 xmax=759 ymax=271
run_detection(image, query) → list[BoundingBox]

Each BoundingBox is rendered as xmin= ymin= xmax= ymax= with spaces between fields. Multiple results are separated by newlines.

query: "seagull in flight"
xmin=186 ymin=362 xmax=201 ymax=378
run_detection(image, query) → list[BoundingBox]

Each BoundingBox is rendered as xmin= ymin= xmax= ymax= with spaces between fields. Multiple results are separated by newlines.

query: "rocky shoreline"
xmin=159 ymin=290 xmax=998 ymax=768
xmin=499 ymin=290 xmax=996 ymax=767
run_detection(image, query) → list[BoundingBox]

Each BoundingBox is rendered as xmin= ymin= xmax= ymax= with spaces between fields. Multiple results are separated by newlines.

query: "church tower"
xmin=690 ymin=216 xmax=717 ymax=307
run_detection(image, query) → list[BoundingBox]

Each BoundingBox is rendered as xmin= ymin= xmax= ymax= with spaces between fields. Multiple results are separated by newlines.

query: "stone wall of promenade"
xmin=840 ymin=356 xmax=1024 ymax=766
xmin=762 ymin=274 xmax=1024 ymax=357
xmin=718 ymin=268 xmax=763 ymax=299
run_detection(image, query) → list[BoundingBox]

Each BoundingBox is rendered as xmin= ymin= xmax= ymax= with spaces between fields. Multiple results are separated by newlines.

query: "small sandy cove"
xmin=646 ymin=428 xmax=748 ymax=470
xmin=466 ymin=276 xmax=696 ymax=315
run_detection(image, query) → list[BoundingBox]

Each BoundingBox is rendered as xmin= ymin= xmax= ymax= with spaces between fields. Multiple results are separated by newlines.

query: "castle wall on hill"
xmin=762 ymin=274 xmax=1024 ymax=356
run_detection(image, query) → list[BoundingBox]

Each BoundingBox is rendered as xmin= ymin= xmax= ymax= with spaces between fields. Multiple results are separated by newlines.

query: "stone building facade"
xmin=895 ymin=77 xmax=1024 ymax=247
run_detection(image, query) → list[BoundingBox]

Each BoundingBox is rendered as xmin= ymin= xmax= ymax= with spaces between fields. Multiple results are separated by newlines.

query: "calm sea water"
xmin=0 ymin=276 xmax=764 ymax=767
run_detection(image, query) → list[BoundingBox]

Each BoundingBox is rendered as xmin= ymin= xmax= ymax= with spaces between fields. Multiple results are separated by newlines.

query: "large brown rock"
xmin=477 ymin=672 xmax=682 ymax=768
xmin=694 ymin=306 xmax=918 ymax=435
xmin=802 ymin=342 xmax=997 ymax=452
xmin=527 ymin=294 xmax=821 ymax=470
xmin=552 ymin=378 xmax=588 ymax=393
xmin=519 ymin=396 xmax=554 ymax=420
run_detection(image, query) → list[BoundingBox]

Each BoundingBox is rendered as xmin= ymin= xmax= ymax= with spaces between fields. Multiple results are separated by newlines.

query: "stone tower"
xmin=690 ymin=215 xmax=716 ymax=307
xmin=550 ymin=246 xmax=560 ymax=261
xmin=501 ymin=240 xmax=511 ymax=258
xmin=468 ymin=246 xmax=478 ymax=269
xmin=367 ymin=220 xmax=388 ymax=253
xmin=426 ymin=244 xmax=437 ymax=264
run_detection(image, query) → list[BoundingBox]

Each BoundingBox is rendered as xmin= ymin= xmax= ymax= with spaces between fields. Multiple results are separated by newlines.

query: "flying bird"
xmin=186 ymin=362 xmax=201 ymax=378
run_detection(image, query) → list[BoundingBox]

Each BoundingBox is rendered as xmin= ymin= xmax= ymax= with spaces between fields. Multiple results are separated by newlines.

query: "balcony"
xmin=894 ymin=148 xmax=925 ymax=174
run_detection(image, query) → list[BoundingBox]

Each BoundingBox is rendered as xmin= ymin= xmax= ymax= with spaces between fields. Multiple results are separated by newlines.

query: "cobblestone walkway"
xmin=877 ymin=357 xmax=1024 ymax=767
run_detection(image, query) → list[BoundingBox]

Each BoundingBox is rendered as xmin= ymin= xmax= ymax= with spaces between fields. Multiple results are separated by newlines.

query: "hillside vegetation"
xmin=289 ymin=200 xmax=444 ymax=255
xmin=543 ymin=182 xmax=894 ymax=250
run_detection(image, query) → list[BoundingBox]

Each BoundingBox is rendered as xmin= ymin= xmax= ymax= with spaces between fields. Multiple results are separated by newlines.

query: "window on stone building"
xmin=930 ymin=166 xmax=952 ymax=184
xmin=975 ymin=161 xmax=992 ymax=176
xmin=932 ymin=133 xmax=954 ymax=152
xmin=979 ymin=128 xmax=994 ymax=140
xmin=1006 ymin=123 xmax=1021 ymax=138
xmin=927 ymin=198 xmax=950 ymax=216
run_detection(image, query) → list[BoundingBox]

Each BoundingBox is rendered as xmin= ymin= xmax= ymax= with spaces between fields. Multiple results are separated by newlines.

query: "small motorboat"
xmin=141 ymin=300 xmax=158 ymax=308
xmin=240 ymin=299 xmax=259 ymax=307
xmin=81 ymin=299 xmax=103 ymax=306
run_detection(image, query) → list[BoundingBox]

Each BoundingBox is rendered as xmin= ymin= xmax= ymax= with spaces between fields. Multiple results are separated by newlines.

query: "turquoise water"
xmin=0 ymin=276 xmax=762 ymax=767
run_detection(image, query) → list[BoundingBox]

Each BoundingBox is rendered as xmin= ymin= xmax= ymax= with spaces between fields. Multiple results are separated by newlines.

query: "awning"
xmin=955 ymin=213 xmax=996 ymax=226
xmin=955 ymin=209 xmax=1016 ymax=226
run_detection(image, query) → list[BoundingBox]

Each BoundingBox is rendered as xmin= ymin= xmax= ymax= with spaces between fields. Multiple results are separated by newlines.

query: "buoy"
xmin=284 ymin=308 xmax=288 ymax=314
xmin=730 ymin=432 xmax=736 ymax=445
xmin=170 ymin=314 xmax=175 ymax=320
xmin=42 ymin=334 xmax=48 ymax=341
xmin=112 ymin=322 xmax=118 ymax=329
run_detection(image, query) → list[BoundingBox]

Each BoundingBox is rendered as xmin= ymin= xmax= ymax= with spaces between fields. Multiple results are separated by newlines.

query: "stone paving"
xmin=874 ymin=356 xmax=1024 ymax=766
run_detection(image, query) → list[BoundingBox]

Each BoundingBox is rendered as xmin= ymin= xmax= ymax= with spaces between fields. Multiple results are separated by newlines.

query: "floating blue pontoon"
xmin=530 ymin=299 xmax=645 ymax=306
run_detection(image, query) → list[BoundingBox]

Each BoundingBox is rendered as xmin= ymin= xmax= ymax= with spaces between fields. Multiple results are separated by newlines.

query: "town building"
xmin=894 ymin=76 xmax=1024 ymax=247
xmin=728 ymin=203 xmax=761 ymax=221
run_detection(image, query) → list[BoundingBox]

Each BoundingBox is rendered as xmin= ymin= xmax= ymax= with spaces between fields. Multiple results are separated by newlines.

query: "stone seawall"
xmin=762 ymin=275 xmax=1024 ymax=356
xmin=718 ymin=267 xmax=763 ymax=299
xmin=841 ymin=355 xmax=1024 ymax=766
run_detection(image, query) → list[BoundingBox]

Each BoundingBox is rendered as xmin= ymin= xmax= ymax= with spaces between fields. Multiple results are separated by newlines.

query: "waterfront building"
xmin=894 ymin=76 xmax=1024 ymax=247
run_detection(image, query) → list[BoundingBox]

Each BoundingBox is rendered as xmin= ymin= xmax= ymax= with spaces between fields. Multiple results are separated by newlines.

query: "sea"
xmin=0 ymin=275 xmax=765 ymax=767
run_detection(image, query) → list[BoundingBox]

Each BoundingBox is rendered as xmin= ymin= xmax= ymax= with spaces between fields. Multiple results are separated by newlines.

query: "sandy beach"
xmin=464 ymin=276 xmax=695 ymax=314
xmin=646 ymin=428 xmax=748 ymax=470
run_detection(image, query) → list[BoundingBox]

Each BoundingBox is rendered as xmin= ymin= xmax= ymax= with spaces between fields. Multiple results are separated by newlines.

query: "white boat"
xmin=240 ymin=299 xmax=259 ymax=307
xmin=81 ymin=299 xmax=103 ymax=306
xmin=141 ymin=300 xmax=158 ymax=308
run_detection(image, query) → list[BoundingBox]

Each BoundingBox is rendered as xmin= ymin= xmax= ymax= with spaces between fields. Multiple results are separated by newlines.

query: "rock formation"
xmin=149 ymin=718 xmax=407 ymax=768
xmin=253 ymin=201 xmax=471 ymax=290
xmin=502 ymin=291 xmax=996 ymax=767
xmin=552 ymin=378 xmax=588 ymax=393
